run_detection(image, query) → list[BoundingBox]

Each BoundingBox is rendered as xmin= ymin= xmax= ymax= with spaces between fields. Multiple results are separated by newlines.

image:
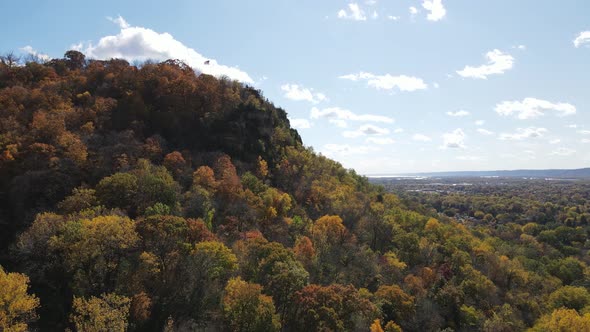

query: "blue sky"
xmin=2 ymin=0 xmax=589 ymax=174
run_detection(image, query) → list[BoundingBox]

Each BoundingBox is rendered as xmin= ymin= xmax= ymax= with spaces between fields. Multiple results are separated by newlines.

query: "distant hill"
xmin=374 ymin=168 xmax=590 ymax=179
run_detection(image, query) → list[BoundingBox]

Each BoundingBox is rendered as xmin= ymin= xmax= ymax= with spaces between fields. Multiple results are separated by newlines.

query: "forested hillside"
xmin=2 ymin=52 xmax=590 ymax=331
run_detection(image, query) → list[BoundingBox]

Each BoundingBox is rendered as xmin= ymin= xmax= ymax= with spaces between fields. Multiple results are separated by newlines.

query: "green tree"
xmin=95 ymin=173 xmax=138 ymax=211
xmin=132 ymin=160 xmax=181 ymax=213
xmin=548 ymin=286 xmax=590 ymax=311
xmin=547 ymin=257 xmax=586 ymax=285
xmin=58 ymin=187 xmax=99 ymax=214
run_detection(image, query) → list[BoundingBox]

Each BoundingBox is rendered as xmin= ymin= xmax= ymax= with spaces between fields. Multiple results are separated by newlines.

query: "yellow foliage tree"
xmin=530 ymin=308 xmax=590 ymax=332
xmin=70 ymin=293 xmax=131 ymax=332
xmin=222 ymin=277 xmax=280 ymax=332
xmin=0 ymin=266 xmax=40 ymax=332
xmin=370 ymin=319 xmax=403 ymax=332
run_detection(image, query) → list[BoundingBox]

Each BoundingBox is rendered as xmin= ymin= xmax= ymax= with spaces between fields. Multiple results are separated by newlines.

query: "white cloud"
xmin=578 ymin=130 xmax=590 ymax=135
xmin=337 ymin=3 xmax=367 ymax=21
xmin=457 ymin=155 xmax=485 ymax=161
xmin=330 ymin=119 xmax=348 ymax=128
xmin=342 ymin=131 xmax=363 ymax=138
xmin=409 ymin=6 xmax=419 ymax=15
xmin=477 ymin=128 xmax=494 ymax=136
xmin=550 ymin=148 xmax=576 ymax=156
xmin=412 ymin=133 xmax=432 ymax=142
xmin=343 ymin=124 xmax=390 ymax=138
xmin=549 ymin=139 xmax=561 ymax=144
xmin=457 ymin=49 xmax=514 ymax=79
xmin=359 ymin=124 xmax=389 ymax=135
xmin=322 ymin=144 xmax=378 ymax=156
xmin=281 ymin=84 xmax=327 ymax=104
xmin=19 ymin=46 xmax=50 ymax=62
xmin=339 ymin=71 xmax=427 ymax=92
xmin=387 ymin=15 xmax=400 ymax=21
xmin=516 ymin=45 xmax=526 ymax=50
xmin=499 ymin=127 xmax=547 ymax=140
xmin=310 ymin=107 xmax=394 ymax=126
xmin=475 ymin=120 xmax=485 ymax=126
xmin=422 ymin=0 xmax=446 ymax=21
xmin=107 ymin=15 xmax=130 ymax=29
xmin=495 ymin=98 xmax=576 ymax=119
xmin=574 ymin=31 xmax=590 ymax=48
xmin=372 ymin=11 xmax=378 ymax=19
xmin=442 ymin=128 xmax=466 ymax=148
xmin=568 ymin=124 xmax=578 ymax=128
xmin=394 ymin=128 xmax=404 ymax=133
xmin=366 ymin=137 xmax=395 ymax=145
xmin=433 ymin=82 xmax=440 ymax=88
xmin=78 ymin=16 xmax=253 ymax=83
xmin=582 ymin=139 xmax=590 ymax=144
xmin=290 ymin=118 xmax=311 ymax=129
xmin=446 ymin=110 xmax=470 ymax=117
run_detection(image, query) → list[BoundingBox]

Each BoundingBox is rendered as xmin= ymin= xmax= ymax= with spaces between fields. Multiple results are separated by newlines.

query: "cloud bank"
xmin=76 ymin=15 xmax=253 ymax=83
xmin=310 ymin=107 xmax=394 ymax=127
xmin=340 ymin=72 xmax=427 ymax=92
xmin=20 ymin=46 xmax=50 ymax=62
xmin=499 ymin=127 xmax=547 ymax=140
xmin=495 ymin=98 xmax=576 ymax=119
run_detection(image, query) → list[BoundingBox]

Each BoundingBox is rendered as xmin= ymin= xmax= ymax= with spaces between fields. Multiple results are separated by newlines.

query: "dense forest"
xmin=2 ymin=52 xmax=590 ymax=331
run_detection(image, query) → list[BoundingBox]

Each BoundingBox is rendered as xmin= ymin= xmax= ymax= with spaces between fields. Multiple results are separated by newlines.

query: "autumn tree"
xmin=530 ymin=308 xmax=590 ymax=331
xmin=311 ymin=215 xmax=349 ymax=248
xmin=234 ymin=237 xmax=308 ymax=323
xmin=0 ymin=266 xmax=40 ymax=332
xmin=370 ymin=319 xmax=403 ymax=332
xmin=293 ymin=284 xmax=378 ymax=331
xmin=222 ymin=277 xmax=280 ymax=332
xmin=70 ymin=293 xmax=130 ymax=332
xmin=375 ymin=284 xmax=415 ymax=329
xmin=64 ymin=50 xmax=86 ymax=70
xmin=164 ymin=241 xmax=238 ymax=320
xmin=48 ymin=215 xmax=139 ymax=295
